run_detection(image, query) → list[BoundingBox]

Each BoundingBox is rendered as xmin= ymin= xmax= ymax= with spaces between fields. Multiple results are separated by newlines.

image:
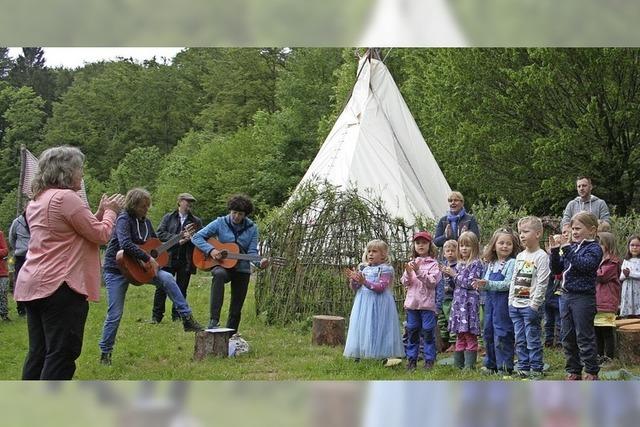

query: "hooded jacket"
xmin=401 ymin=256 xmax=442 ymax=311
xmin=550 ymin=239 xmax=603 ymax=295
xmin=596 ymin=257 xmax=622 ymax=313
xmin=561 ymin=195 xmax=610 ymax=226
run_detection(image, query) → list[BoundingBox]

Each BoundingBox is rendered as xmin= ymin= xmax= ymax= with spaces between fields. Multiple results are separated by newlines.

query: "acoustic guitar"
xmin=116 ymin=223 xmax=197 ymax=285
xmin=192 ymin=237 xmax=287 ymax=270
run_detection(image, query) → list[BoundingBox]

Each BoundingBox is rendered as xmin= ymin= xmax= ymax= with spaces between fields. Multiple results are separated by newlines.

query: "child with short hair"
xmin=620 ymin=234 xmax=640 ymax=318
xmin=443 ymin=231 xmax=484 ymax=369
xmin=550 ymin=212 xmax=603 ymax=380
xmin=402 ymin=231 xmax=442 ymax=371
xmin=597 ymin=220 xmax=611 ymax=232
xmin=544 ymin=223 xmax=570 ymax=348
xmin=437 ymin=240 xmax=458 ymax=352
xmin=509 ymin=216 xmax=550 ymax=379
xmin=475 ymin=228 xmax=521 ymax=374
xmin=595 ymin=232 xmax=621 ymax=365
xmin=343 ymin=240 xmax=404 ymax=360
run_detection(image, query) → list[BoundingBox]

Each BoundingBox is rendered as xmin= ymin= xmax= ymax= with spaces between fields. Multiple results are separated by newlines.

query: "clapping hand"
xmin=547 ymin=233 xmax=566 ymax=251
xmin=98 ymin=193 xmax=125 ymax=215
xmin=405 ymin=260 xmax=416 ymax=274
xmin=445 ymin=224 xmax=452 ymax=238
xmin=344 ymin=267 xmax=364 ymax=284
xmin=439 ymin=264 xmax=455 ymax=277
xmin=473 ymin=279 xmax=487 ymax=290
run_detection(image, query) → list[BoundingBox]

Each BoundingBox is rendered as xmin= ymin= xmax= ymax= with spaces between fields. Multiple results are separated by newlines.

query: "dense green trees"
xmin=0 ymin=47 xmax=638 ymax=233
xmin=400 ymin=48 xmax=640 ymax=215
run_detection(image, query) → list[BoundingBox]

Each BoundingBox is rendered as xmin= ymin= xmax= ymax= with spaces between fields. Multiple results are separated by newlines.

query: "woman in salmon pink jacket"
xmin=14 ymin=146 xmax=124 ymax=380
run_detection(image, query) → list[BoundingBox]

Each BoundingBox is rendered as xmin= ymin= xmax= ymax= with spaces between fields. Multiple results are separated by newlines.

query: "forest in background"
xmin=0 ymin=47 xmax=638 ymax=231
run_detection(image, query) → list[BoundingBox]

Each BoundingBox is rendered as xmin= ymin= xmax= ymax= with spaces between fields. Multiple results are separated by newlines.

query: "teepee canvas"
xmin=294 ymin=54 xmax=451 ymax=225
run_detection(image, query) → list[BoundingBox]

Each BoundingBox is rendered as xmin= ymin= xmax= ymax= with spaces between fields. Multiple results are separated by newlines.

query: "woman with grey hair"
xmin=14 ymin=146 xmax=124 ymax=380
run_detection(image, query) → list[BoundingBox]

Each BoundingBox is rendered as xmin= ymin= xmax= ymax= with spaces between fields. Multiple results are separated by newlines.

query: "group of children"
xmin=342 ymin=211 xmax=640 ymax=380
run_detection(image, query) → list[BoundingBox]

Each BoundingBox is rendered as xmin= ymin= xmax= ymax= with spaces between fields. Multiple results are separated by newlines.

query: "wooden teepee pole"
xmin=16 ymin=144 xmax=26 ymax=216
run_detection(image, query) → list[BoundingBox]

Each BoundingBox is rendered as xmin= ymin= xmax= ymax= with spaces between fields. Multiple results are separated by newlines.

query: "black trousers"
xmin=210 ymin=267 xmax=250 ymax=332
xmin=560 ymin=293 xmax=599 ymax=375
xmin=595 ymin=325 xmax=616 ymax=359
xmin=22 ymin=283 xmax=89 ymax=380
xmin=152 ymin=266 xmax=192 ymax=321
xmin=14 ymin=255 xmax=26 ymax=315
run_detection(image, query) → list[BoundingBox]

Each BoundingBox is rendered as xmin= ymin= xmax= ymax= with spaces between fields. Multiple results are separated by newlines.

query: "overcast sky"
xmin=8 ymin=47 xmax=184 ymax=68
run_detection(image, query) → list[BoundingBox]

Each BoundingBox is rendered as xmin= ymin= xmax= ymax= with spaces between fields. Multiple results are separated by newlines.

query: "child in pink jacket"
xmin=402 ymin=231 xmax=442 ymax=371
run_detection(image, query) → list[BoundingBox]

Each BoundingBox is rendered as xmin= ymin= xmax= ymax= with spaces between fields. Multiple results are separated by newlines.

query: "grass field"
xmin=1 ymin=274 xmax=637 ymax=380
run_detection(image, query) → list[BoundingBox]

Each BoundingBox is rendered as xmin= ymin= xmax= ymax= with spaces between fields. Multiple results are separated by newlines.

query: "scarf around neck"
xmin=447 ymin=207 xmax=466 ymax=239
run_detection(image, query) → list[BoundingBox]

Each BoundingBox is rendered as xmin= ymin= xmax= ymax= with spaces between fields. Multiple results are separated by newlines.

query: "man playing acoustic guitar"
xmin=192 ymin=194 xmax=268 ymax=332
xmin=98 ymin=188 xmax=204 ymax=366
xmin=150 ymin=192 xmax=203 ymax=324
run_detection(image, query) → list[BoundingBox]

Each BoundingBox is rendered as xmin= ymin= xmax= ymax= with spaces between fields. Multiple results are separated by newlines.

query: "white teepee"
xmin=293 ymin=53 xmax=451 ymax=225
xmin=358 ymin=0 xmax=467 ymax=47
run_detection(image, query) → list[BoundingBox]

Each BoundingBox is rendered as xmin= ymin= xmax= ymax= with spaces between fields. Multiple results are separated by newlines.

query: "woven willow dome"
xmin=255 ymin=182 xmax=428 ymax=325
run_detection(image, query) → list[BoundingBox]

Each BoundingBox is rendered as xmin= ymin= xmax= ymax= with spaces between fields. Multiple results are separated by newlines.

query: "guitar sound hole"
xmin=220 ymin=250 xmax=228 ymax=259
xmin=150 ymin=249 xmax=158 ymax=258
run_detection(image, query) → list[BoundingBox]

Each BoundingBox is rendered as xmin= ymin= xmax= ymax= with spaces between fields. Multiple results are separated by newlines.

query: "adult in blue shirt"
xmin=192 ymin=194 xmax=268 ymax=331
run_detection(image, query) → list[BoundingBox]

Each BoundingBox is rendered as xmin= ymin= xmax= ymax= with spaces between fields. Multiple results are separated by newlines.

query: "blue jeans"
xmin=483 ymin=291 xmax=514 ymax=372
xmin=509 ymin=305 xmax=543 ymax=372
xmin=405 ymin=309 xmax=437 ymax=362
xmin=99 ymin=269 xmax=192 ymax=353
xmin=544 ymin=295 xmax=561 ymax=345
xmin=560 ymin=293 xmax=599 ymax=376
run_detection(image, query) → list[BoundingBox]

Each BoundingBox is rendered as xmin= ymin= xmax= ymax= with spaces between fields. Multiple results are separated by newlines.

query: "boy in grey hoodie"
xmin=561 ymin=176 xmax=610 ymax=227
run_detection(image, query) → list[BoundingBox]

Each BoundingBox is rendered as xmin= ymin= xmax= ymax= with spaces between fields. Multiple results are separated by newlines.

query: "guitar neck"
xmin=224 ymin=253 xmax=262 ymax=262
xmin=154 ymin=234 xmax=184 ymax=256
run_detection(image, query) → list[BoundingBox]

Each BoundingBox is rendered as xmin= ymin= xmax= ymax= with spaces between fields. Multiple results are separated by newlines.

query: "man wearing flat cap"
xmin=150 ymin=193 xmax=203 ymax=323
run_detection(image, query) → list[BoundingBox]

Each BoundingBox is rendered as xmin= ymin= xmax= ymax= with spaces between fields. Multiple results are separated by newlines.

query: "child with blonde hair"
xmin=475 ymin=228 xmax=521 ymax=374
xmin=550 ymin=212 xmax=602 ymax=380
xmin=442 ymin=231 xmax=484 ymax=369
xmin=544 ymin=223 xmax=570 ymax=348
xmin=344 ymin=240 xmax=403 ymax=360
xmin=402 ymin=231 xmax=442 ymax=371
xmin=595 ymin=232 xmax=621 ymax=365
xmin=509 ymin=216 xmax=550 ymax=379
xmin=438 ymin=239 xmax=459 ymax=352
xmin=620 ymin=234 xmax=640 ymax=318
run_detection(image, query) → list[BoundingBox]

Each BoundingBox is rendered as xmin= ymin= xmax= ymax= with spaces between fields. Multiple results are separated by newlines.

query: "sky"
xmin=7 ymin=47 xmax=184 ymax=68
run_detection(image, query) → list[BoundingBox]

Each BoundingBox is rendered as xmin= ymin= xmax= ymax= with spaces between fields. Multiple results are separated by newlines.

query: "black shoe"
xmin=1 ymin=315 xmax=11 ymax=321
xmin=171 ymin=316 xmax=180 ymax=322
xmin=149 ymin=317 xmax=161 ymax=324
xmin=182 ymin=314 xmax=204 ymax=332
xmin=100 ymin=352 xmax=112 ymax=366
xmin=406 ymin=359 xmax=417 ymax=371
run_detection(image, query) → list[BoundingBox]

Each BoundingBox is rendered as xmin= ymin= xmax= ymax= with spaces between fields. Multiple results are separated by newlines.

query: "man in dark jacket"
xmin=151 ymin=193 xmax=203 ymax=323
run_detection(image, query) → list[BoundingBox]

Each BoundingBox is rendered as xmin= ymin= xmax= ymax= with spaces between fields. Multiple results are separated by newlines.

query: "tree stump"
xmin=615 ymin=318 xmax=640 ymax=328
xmin=193 ymin=328 xmax=234 ymax=360
xmin=617 ymin=324 xmax=640 ymax=365
xmin=312 ymin=315 xmax=345 ymax=346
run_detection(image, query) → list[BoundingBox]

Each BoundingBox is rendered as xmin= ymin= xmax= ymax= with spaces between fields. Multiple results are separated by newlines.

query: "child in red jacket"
xmin=595 ymin=232 xmax=622 ymax=365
